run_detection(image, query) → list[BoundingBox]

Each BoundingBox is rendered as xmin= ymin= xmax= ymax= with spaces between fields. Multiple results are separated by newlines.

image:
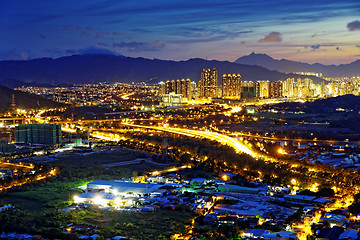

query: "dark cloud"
xmin=356 ymin=44 xmax=360 ymax=48
xmin=62 ymin=25 xmax=73 ymax=32
xmin=259 ymin=32 xmax=282 ymax=42
xmin=96 ymin=30 xmax=111 ymax=38
xmin=39 ymin=34 xmax=47 ymax=39
xmin=336 ymin=47 xmax=340 ymax=50
xmin=112 ymin=40 xmax=165 ymax=52
xmin=98 ymin=42 xmax=110 ymax=47
xmin=65 ymin=46 xmax=120 ymax=55
xmin=80 ymin=31 xmax=91 ymax=38
xmin=310 ymin=44 xmax=320 ymax=50
xmin=347 ymin=20 xmax=360 ymax=31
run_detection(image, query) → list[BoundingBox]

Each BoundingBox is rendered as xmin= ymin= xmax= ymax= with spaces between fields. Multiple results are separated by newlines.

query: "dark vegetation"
xmin=0 ymin=85 xmax=62 ymax=113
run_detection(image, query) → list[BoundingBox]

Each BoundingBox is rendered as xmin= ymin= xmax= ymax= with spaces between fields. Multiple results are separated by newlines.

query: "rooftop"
xmin=284 ymin=194 xmax=316 ymax=201
xmin=87 ymin=180 xmax=163 ymax=194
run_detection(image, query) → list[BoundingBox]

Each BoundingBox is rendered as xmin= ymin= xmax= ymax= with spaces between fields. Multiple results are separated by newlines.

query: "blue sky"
xmin=1 ymin=0 xmax=360 ymax=64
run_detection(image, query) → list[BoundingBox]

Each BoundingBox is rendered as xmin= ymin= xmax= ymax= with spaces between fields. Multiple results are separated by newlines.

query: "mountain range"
xmin=0 ymin=54 xmax=324 ymax=86
xmin=235 ymin=52 xmax=360 ymax=78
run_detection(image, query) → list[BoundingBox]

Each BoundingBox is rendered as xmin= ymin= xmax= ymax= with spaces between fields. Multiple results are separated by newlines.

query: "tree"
xmin=348 ymin=203 xmax=360 ymax=215
xmin=316 ymin=187 xmax=334 ymax=198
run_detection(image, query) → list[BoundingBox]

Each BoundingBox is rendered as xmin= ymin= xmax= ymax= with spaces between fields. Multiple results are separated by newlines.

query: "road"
xmin=122 ymin=123 xmax=260 ymax=158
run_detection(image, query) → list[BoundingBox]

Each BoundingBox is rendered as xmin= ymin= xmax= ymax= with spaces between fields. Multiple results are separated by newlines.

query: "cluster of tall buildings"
xmin=158 ymin=78 xmax=194 ymax=100
xmin=158 ymin=68 xmax=360 ymax=105
xmin=283 ymin=78 xmax=359 ymax=98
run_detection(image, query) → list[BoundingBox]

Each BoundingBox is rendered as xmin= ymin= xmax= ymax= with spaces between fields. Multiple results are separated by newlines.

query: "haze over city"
xmin=1 ymin=0 xmax=360 ymax=64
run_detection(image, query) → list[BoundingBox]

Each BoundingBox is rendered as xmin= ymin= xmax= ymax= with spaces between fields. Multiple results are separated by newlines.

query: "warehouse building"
xmin=87 ymin=180 xmax=163 ymax=197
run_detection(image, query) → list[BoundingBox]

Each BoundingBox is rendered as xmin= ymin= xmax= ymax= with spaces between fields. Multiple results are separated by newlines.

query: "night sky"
xmin=1 ymin=0 xmax=360 ymax=64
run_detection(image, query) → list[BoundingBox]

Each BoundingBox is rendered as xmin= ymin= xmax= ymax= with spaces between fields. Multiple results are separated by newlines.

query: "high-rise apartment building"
xmin=283 ymin=78 xmax=295 ymax=97
xmin=158 ymin=82 xmax=165 ymax=96
xmin=160 ymin=78 xmax=192 ymax=100
xmin=269 ymin=81 xmax=283 ymax=98
xmin=222 ymin=74 xmax=241 ymax=99
xmin=199 ymin=68 xmax=218 ymax=98
xmin=256 ymin=81 xmax=270 ymax=98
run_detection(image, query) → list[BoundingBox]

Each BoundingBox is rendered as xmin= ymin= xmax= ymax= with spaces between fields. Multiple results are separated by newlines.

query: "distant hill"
xmin=0 ymin=86 xmax=61 ymax=113
xmin=0 ymin=54 xmax=324 ymax=85
xmin=0 ymin=79 xmax=55 ymax=89
xmin=235 ymin=52 xmax=360 ymax=78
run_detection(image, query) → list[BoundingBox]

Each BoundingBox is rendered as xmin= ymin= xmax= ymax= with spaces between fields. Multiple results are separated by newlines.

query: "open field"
xmin=0 ymin=148 xmax=188 ymax=239
xmin=67 ymin=208 xmax=193 ymax=239
xmin=1 ymin=148 xmax=170 ymax=211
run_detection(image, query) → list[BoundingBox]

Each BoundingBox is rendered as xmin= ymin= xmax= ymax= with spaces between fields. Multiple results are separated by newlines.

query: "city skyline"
xmin=1 ymin=0 xmax=360 ymax=65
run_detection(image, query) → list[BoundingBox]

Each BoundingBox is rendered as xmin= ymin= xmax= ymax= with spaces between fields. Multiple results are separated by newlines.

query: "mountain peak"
xmin=237 ymin=52 xmax=274 ymax=61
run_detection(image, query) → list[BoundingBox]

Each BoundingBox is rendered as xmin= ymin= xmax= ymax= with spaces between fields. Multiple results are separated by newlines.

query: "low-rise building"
xmin=316 ymin=227 xmax=344 ymax=240
xmin=218 ymin=184 xmax=260 ymax=194
xmin=244 ymin=229 xmax=269 ymax=239
xmin=87 ymin=180 xmax=163 ymax=197
xmin=338 ymin=229 xmax=359 ymax=240
xmin=320 ymin=214 xmax=347 ymax=227
xmin=283 ymin=194 xmax=316 ymax=205
xmin=262 ymin=231 xmax=298 ymax=240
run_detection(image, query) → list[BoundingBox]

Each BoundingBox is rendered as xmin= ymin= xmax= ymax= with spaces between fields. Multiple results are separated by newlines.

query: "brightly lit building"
xmin=158 ymin=81 xmax=165 ymax=96
xmin=160 ymin=78 xmax=192 ymax=100
xmin=162 ymin=92 xmax=182 ymax=107
xmin=199 ymin=68 xmax=218 ymax=98
xmin=293 ymin=72 xmax=322 ymax=77
xmin=190 ymin=81 xmax=197 ymax=98
xmin=73 ymin=180 xmax=165 ymax=207
xmin=256 ymin=81 xmax=270 ymax=98
xmin=222 ymin=73 xmax=242 ymax=99
xmin=269 ymin=81 xmax=283 ymax=98
xmin=283 ymin=78 xmax=295 ymax=97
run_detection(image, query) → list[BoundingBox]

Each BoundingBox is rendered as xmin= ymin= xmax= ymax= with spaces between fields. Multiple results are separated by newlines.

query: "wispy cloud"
xmin=65 ymin=46 xmax=120 ymax=55
xmin=0 ymin=49 xmax=30 ymax=60
xmin=111 ymin=40 xmax=165 ymax=52
xmin=259 ymin=32 xmax=282 ymax=42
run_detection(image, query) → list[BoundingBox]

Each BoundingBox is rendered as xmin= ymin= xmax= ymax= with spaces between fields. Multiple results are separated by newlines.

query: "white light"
xmin=93 ymin=196 xmax=104 ymax=205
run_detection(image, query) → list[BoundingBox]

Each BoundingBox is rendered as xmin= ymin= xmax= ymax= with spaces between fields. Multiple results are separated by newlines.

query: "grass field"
xmin=1 ymin=148 xmax=170 ymax=211
xmin=0 ymin=147 xmax=189 ymax=239
xmin=67 ymin=208 xmax=193 ymax=239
